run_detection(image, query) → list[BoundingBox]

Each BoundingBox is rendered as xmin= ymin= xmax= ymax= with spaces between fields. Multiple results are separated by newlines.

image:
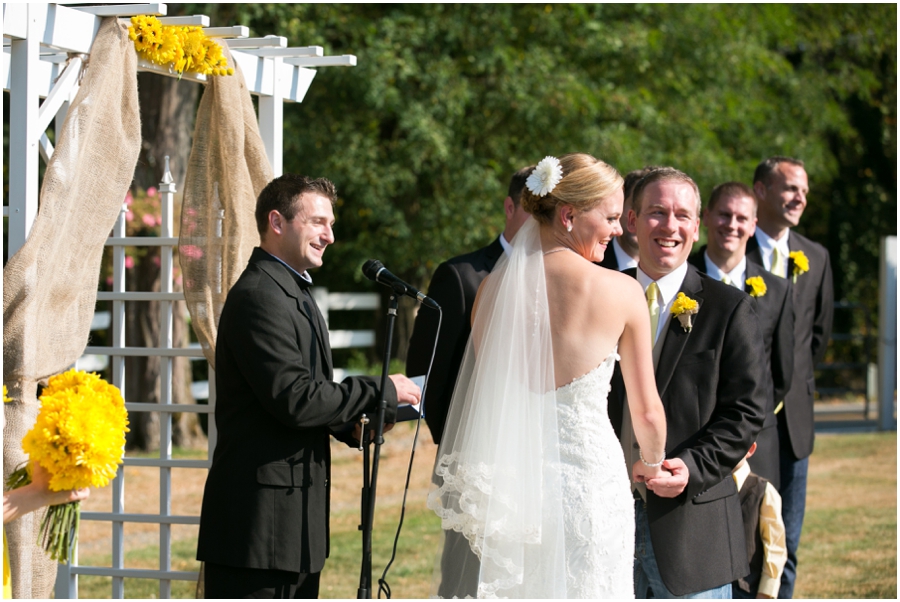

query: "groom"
xmin=609 ymin=167 xmax=767 ymax=598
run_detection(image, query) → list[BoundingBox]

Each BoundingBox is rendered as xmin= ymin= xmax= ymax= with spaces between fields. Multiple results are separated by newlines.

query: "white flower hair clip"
xmin=526 ymin=156 xmax=564 ymax=197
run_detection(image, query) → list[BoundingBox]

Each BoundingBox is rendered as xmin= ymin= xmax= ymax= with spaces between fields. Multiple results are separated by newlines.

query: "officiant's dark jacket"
xmin=746 ymin=232 xmax=833 ymax=460
xmin=197 ymin=248 xmax=398 ymax=574
xmin=610 ymin=265 xmax=767 ymax=596
xmin=689 ymin=247 xmax=794 ymax=488
xmin=407 ymin=237 xmax=503 ymax=445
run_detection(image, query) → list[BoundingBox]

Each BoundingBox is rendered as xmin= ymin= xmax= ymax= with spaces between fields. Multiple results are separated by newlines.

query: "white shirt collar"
xmin=733 ymin=460 xmax=751 ymax=491
xmin=499 ymin=232 xmax=512 ymax=256
xmin=754 ymin=228 xmax=790 ymax=273
xmin=262 ymin=250 xmax=313 ymax=284
xmin=636 ymin=260 xmax=689 ymax=343
xmin=612 ymin=238 xmax=638 ymax=271
xmin=703 ymin=251 xmax=746 ymax=289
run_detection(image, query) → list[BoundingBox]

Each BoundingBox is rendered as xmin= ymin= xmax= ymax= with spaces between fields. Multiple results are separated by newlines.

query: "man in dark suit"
xmin=610 ymin=167 xmax=767 ymax=598
xmin=599 ymin=166 xmax=659 ymax=272
xmin=197 ymin=175 xmax=421 ymax=598
xmin=406 ymin=165 xmax=533 ymax=445
xmin=689 ymin=181 xmax=794 ymax=491
xmin=748 ymin=157 xmax=834 ymax=598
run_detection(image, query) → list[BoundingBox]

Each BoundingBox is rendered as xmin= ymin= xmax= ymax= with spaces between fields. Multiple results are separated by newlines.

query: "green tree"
xmin=194 ymin=4 xmax=895 ymax=362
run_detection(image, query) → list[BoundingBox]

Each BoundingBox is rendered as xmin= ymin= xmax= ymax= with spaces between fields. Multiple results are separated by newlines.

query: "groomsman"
xmin=689 ymin=181 xmax=794 ymax=489
xmin=609 ymin=167 xmax=767 ymax=598
xmin=748 ymin=157 xmax=834 ymax=598
xmin=599 ymin=166 xmax=659 ymax=271
xmin=406 ymin=165 xmax=533 ymax=445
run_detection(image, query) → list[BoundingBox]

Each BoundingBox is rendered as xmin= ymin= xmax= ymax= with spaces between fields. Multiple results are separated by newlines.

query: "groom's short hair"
xmin=631 ymin=167 xmax=701 ymax=217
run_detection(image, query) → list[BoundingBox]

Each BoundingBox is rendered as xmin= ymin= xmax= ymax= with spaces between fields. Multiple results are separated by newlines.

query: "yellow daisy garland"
xmin=128 ymin=16 xmax=234 ymax=77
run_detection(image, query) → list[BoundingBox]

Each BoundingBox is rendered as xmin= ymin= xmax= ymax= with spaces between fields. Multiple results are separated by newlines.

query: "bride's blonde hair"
xmin=521 ymin=153 xmax=623 ymax=225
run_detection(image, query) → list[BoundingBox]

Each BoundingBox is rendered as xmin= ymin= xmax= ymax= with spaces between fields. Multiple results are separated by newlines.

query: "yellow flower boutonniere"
xmin=790 ymin=250 xmax=809 ymax=283
xmin=3 ymin=384 xmax=11 ymax=403
xmin=746 ymin=276 xmax=767 ymax=298
xmin=670 ymin=292 xmax=699 ymax=332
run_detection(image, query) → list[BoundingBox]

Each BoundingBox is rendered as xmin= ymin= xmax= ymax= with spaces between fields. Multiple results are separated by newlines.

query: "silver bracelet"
xmin=639 ymin=448 xmax=665 ymax=468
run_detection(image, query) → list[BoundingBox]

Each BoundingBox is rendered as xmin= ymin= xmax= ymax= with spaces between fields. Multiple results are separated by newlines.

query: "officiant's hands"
xmin=644 ymin=458 xmax=689 ymax=498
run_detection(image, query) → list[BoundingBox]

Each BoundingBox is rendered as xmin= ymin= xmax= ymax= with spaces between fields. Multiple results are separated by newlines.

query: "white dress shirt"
xmin=636 ymin=260 xmax=689 ymax=345
xmin=704 ymin=252 xmax=746 ymax=290
xmin=733 ymin=461 xmax=788 ymax=598
xmin=754 ymin=229 xmax=791 ymax=278
xmin=262 ymin=250 xmax=314 ymax=284
xmin=499 ymin=232 xmax=513 ymax=256
xmin=612 ymin=238 xmax=638 ymax=271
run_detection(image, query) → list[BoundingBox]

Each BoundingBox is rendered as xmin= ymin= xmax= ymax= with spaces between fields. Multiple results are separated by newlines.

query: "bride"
xmin=427 ymin=153 xmax=669 ymax=598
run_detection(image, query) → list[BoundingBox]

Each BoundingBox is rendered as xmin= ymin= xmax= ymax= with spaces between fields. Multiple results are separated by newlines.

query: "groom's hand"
xmin=645 ymin=458 xmax=689 ymax=498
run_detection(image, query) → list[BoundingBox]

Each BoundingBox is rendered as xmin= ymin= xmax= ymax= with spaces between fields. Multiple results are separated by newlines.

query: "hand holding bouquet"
xmin=5 ymin=370 xmax=129 ymax=563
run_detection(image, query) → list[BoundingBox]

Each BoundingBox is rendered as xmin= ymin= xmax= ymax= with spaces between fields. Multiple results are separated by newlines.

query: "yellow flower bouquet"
xmin=5 ymin=370 xmax=129 ymax=563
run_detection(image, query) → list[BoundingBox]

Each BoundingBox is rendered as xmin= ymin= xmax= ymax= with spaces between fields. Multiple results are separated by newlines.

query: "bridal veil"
xmin=427 ymin=218 xmax=568 ymax=598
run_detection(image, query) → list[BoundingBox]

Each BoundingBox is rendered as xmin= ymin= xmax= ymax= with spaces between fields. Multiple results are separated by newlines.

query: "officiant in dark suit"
xmin=689 ymin=181 xmax=794 ymax=489
xmin=406 ymin=165 xmax=533 ymax=445
xmin=609 ymin=168 xmax=767 ymax=598
xmin=197 ymin=175 xmax=421 ymax=598
xmin=748 ymin=156 xmax=833 ymax=598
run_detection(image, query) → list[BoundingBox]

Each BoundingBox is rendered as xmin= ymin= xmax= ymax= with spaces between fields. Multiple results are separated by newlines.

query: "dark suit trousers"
xmin=204 ymin=562 xmax=321 ymax=599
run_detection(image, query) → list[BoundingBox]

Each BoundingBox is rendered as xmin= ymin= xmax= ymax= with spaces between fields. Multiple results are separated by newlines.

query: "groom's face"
xmin=629 ymin=180 xmax=700 ymax=280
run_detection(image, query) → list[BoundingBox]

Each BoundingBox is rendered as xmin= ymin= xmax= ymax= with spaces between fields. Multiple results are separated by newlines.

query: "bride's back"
xmin=544 ymin=253 xmax=637 ymax=388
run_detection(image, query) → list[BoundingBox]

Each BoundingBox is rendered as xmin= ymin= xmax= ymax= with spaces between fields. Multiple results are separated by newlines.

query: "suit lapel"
xmin=745 ymin=235 xmax=764 ymax=267
xmin=655 ymin=266 xmax=704 ymax=398
xmin=482 ymin=237 xmax=504 ymax=272
xmin=256 ymin=250 xmax=333 ymax=376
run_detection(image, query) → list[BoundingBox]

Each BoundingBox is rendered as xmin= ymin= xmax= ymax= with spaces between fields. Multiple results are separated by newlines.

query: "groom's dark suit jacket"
xmin=197 ymin=248 xmax=397 ymax=574
xmin=746 ymin=232 xmax=833 ymax=460
xmin=688 ymin=247 xmax=794 ymax=488
xmin=407 ymin=237 xmax=504 ymax=445
xmin=610 ymin=265 xmax=767 ymax=596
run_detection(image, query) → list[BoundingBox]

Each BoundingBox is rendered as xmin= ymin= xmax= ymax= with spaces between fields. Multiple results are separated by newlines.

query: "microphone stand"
xmin=357 ymin=292 xmax=400 ymax=599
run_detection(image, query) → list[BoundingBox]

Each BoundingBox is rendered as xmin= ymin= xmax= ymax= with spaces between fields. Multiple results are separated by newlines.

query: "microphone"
xmin=362 ymin=260 xmax=440 ymax=310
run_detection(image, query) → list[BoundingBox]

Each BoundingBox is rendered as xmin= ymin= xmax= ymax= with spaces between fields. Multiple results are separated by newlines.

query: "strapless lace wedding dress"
xmin=554 ymin=348 xmax=634 ymax=598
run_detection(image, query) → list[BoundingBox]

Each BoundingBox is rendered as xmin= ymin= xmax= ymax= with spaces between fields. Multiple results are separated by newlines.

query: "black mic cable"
xmin=377 ymin=307 xmax=441 ymax=599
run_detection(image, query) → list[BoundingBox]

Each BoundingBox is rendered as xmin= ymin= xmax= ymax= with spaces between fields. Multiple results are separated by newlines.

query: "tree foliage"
xmin=196 ymin=4 xmax=895 ymax=357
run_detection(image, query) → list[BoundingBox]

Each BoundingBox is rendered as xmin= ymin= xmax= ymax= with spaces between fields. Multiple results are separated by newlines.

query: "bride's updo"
xmin=521 ymin=153 xmax=623 ymax=225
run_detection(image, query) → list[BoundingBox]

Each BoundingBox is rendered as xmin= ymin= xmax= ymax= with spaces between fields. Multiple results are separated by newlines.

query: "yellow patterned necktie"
xmin=771 ymin=246 xmax=786 ymax=278
xmin=646 ymin=282 xmax=660 ymax=345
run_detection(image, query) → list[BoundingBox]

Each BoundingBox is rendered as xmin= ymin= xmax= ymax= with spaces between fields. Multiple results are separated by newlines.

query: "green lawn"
xmin=67 ymin=431 xmax=896 ymax=598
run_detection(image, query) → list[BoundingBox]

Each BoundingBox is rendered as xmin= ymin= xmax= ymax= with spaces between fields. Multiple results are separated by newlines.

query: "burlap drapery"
xmin=2 ymin=18 xmax=142 ymax=598
xmin=179 ymin=44 xmax=273 ymax=369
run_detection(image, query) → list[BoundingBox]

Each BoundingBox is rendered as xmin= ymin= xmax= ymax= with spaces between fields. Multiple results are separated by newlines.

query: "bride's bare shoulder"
xmin=589 ymin=264 xmax=645 ymax=305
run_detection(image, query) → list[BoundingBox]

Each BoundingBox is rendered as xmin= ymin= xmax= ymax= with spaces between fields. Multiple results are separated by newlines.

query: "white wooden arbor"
xmin=3 ymin=3 xmax=356 ymax=598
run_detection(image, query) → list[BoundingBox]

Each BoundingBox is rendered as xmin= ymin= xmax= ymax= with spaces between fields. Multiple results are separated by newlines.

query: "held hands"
xmin=644 ymin=458 xmax=689 ymax=498
xmin=632 ymin=461 xmax=671 ymax=483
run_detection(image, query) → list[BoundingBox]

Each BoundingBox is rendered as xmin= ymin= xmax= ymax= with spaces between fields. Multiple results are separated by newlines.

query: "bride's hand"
xmin=631 ymin=460 xmax=671 ymax=483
